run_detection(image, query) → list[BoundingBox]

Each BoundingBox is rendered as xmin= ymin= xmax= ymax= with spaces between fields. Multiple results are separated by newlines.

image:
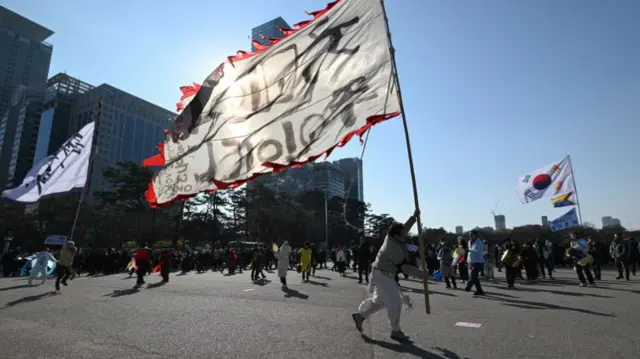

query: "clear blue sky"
xmin=6 ymin=0 xmax=639 ymax=231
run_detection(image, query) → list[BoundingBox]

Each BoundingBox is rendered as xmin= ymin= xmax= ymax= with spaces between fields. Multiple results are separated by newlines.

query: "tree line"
xmin=1 ymin=161 xmax=636 ymax=251
xmin=0 ymin=162 xmax=397 ymax=250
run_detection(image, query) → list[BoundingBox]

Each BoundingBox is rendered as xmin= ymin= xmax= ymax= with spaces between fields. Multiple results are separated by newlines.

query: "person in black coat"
xmin=358 ymin=239 xmax=372 ymax=284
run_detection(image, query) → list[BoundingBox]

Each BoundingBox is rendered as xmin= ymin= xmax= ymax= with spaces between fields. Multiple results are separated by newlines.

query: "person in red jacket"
xmin=228 ymin=248 xmax=238 ymax=274
xmin=133 ymin=243 xmax=152 ymax=286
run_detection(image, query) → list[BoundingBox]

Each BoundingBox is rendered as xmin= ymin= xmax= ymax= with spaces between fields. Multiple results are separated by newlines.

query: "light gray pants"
xmin=484 ymin=261 xmax=495 ymax=279
xmin=29 ymin=264 xmax=47 ymax=283
xmin=358 ymin=269 xmax=402 ymax=332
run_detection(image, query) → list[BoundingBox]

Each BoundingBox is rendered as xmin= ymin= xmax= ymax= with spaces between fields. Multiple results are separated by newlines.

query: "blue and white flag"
xmin=549 ymin=208 xmax=580 ymax=232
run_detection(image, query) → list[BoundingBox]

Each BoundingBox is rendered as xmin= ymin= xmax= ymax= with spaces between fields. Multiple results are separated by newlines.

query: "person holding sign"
xmin=352 ymin=210 xmax=423 ymax=342
xmin=29 ymin=249 xmax=56 ymax=285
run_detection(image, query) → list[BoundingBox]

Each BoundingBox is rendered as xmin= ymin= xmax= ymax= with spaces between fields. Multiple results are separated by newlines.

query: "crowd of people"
xmin=1 ymin=225 xmax=637 ymax=321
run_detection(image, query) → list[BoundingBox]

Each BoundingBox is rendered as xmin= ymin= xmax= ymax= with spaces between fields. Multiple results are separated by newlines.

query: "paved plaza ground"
xmin=0 ymin=267 xmax=638 ymax=358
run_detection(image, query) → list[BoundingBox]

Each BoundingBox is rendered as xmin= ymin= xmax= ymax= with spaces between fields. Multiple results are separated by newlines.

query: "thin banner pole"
xmin=68 ymin=185 xmax=87 ymax=243
xmin=68 ymin=101 xmax=102 ymax=243
xmin=380 ymin=0 xmax=430 ymax=314
xmin=324 ymin=190 xmax=329 ymax=252
xmin=568 ymin=155 xmax=583 ymax=225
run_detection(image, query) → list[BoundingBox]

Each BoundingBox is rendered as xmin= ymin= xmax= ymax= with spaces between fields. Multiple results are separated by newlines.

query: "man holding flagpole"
xmin=352 ymin=209 xmax=422 ymax=342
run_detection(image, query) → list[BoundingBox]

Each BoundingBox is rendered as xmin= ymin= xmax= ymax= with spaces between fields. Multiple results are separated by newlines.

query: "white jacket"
xmin=277 ymin=244 xmax=291 ymax=277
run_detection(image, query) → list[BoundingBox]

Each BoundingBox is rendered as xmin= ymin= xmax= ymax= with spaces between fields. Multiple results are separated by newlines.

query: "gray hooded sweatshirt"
xmin=371 ymin=215 xmax=424 ymax=279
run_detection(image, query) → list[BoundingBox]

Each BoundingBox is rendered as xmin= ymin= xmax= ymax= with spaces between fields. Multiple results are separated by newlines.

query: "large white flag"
xmin=2 ymin=122 xmax=95 ymax=202
xmin=516 ymin=155 xmax=575 ymax=204
xmin=144 ymin=0 xmax=400 ymax=206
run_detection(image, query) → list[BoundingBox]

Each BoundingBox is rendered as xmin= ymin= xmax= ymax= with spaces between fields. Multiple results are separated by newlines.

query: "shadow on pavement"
xmin=509 ymin=286 xmax=613 ymax=298
xmin=478 ymin=291 xmax=519 ymax=298
xmin=361 ymin=334 xmax=468 ymax=358
xmin=105 ymin=286 xmax=140 ymax=297
xmin=7 ymin=291 xmax=59 ymax=306
xmin=478 ymin=295 xmax=615 ymax=317
xmin=400 ymin=286 xmax=458 ymax=297
xmin=223 ymin=272 xmax=242 ymax=277
xmin=147 ymin=281 xmax=167 ymax=289
xmin=312 ymin=276 xmax=332 ymax=280
xmin=305 ymin=280 xmax=328 ymax=287
xmin=252 ymin=279 xmax=272 ymax=286
xmin=591 ymin=285 xmax=640 ymax=294
xmin=0 ymin=284 xmax=32 ymax=292
xmin=432 ymin=346 xmax=472 ymax=359
xmin=282 ymin=287 xmax=309 ymax=299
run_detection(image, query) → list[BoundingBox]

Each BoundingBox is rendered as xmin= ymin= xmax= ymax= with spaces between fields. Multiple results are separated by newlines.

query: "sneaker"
xmin=352 ymin=313 xmax=364 ymax=332
xmin=390 ymin=330 xmax=410 ymax=341
xmin=587 ymin=284 xmax=596 ymax=287
xmin=55 ymin=283 xmax=60 ymax=291
xmin=61 ymin=280 xmax=68 ymax=286
xmin=578 ymin=283 xmax=587 ymax=287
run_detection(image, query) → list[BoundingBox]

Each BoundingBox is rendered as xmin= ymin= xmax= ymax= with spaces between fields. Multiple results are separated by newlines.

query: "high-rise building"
xmin=0 ymin=6 xmax=54 ymax=190
xmin=68 ymin=84 xmax=175 ymax=197
xmin=494 ymin=214 xmax=506 ymax=231
xmin=34 ymin=73 xmax=94 ymax=164
xmin=602 ymin=216 xmax=622 ymax=228
xmin=455 ymin=226 xmax=463 ymax=235
xmin=333 ymin=158 xmax=363 ymax=202
xmin=32 ymin=76 xmax=175 ymax=199
xmin=250 ymin=157 xmax=367 ymax=202
xmin=541 ymin=216 xmax=549 ymax=227
xmin=250 ymin=17 xmax=291 ymax=52
xmin=251 ymin=161 xmax=346 ymax=199
xmin=309 ymin=162 xmax=345 ymax=199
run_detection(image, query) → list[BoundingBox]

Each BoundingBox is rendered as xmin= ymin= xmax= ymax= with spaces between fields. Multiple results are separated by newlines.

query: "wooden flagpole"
xmin=68 ymin=100 xmax=102 ymax=244
xmin=379 ymin=0 xmax=430 ymax=314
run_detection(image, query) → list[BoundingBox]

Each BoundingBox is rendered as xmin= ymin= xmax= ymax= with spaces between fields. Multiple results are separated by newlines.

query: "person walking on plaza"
xmin=465 ymin=230 xmax=485 ymax=295
xmin=352 ymin=209 xmax=422 ymax=342
xmin=437 ymin=239 xmax=456 ymax=289
xmin=483 ymin=240 xmax=495 ymax=281
xmin=277 ymin=241 xmax=291 ymax=289
xmin=358 ymin=239 xmax=372 ymax=284
xmin=29 ymin=249 xmax=56 ymax=286
xmin=299 ymin=242 xmax=313 ymax=282
xmin=133 ymin=244 xmax=152 ymax=286
xmin=159 ymin=247 xmax=173 ymax=283
xmin=55 ymin=241 xmax=77 ymax=291
xmin=610 ymin=233 xmax=629 ymax=281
